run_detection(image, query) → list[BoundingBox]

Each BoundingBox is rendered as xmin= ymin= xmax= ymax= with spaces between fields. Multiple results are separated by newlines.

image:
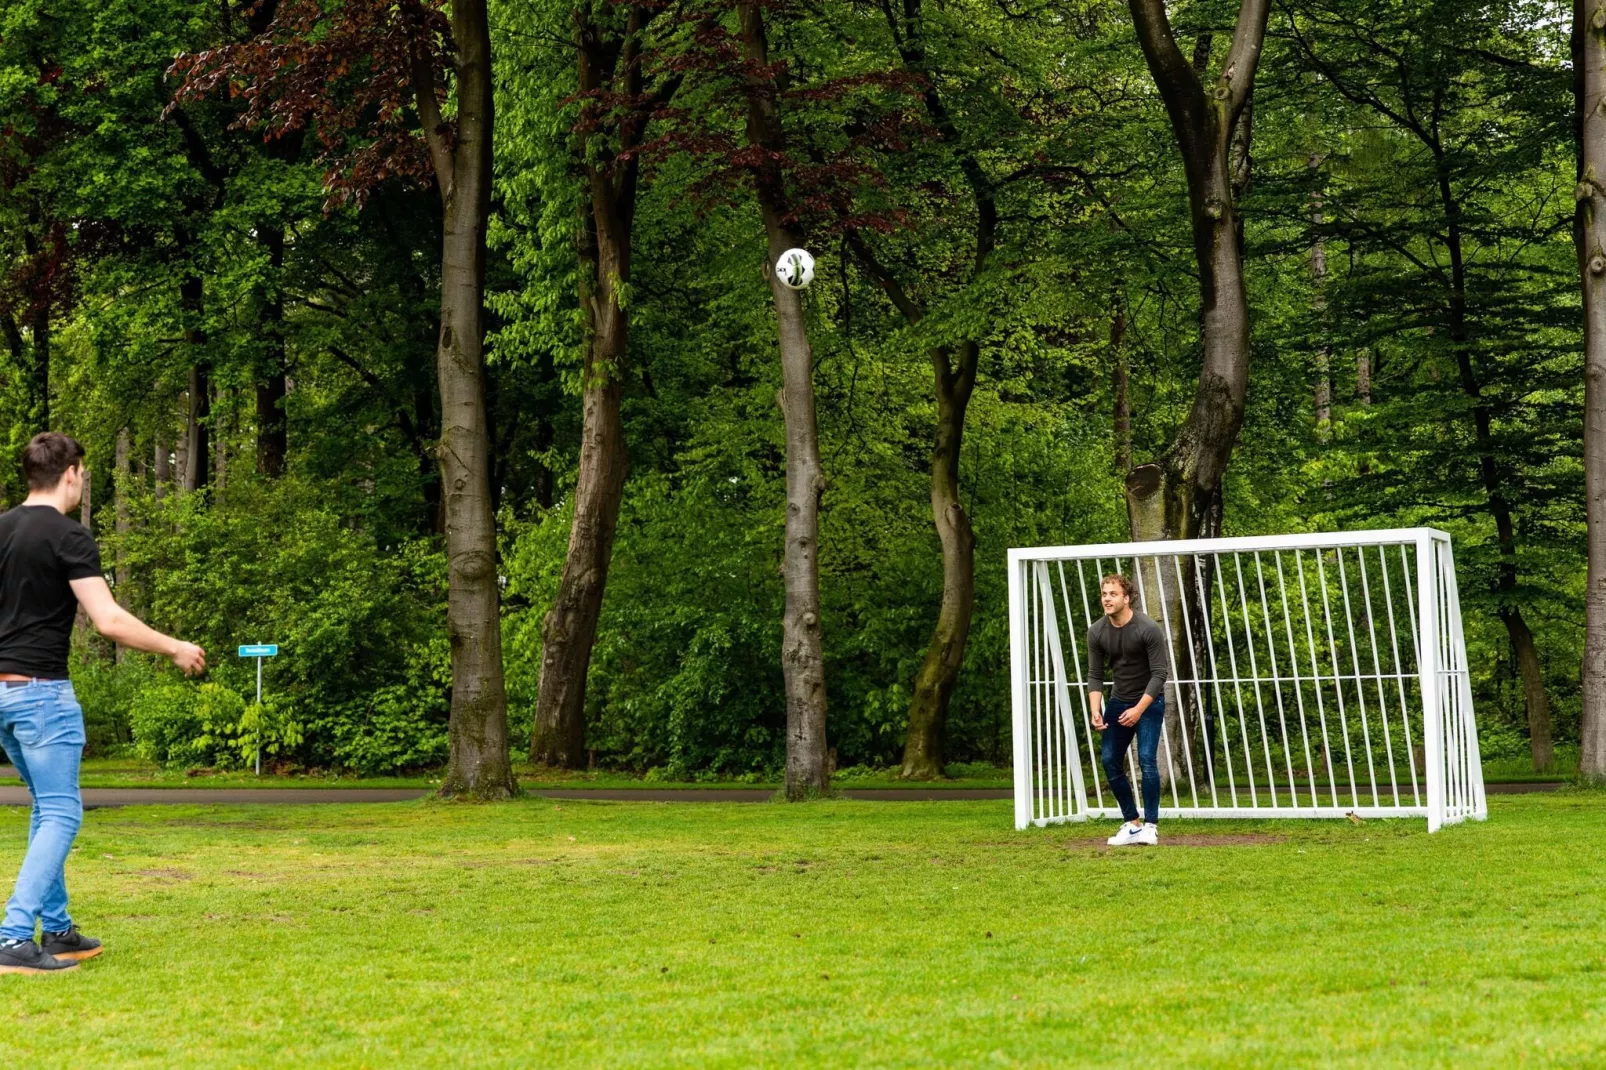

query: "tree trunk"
xmin=180 ymin=272 xmax=210 ymax=494
xmin=741 ymin=3 xmax=829 ymax=798
xmin=114 ymin=428 xmax=131 ymax=663
xmin=214 ymin=385 xmax=228 ymax=496
xmin=256 ymin=224 xmax=289 ymax=478
xmin=28 ymin=305 xmax=49 ymax=433
xmin=184 ymin=362 xmax=210 ymax=493
xmin=1124 ymin=0 xmax=1266 ymax=544
xmin=1432 ymin=152 xmax=1553 ymax=774
xmin=531 ymin=209 xmax=629 ymax=766
xmin=153 ymin=434 xmax=171 ymax=499
xmin=1112 ymin=303 xmax=1132 ymax=473
xmin=427 ymin=0 xmax=515 ymax=799
xmin=1125 ymin=0 xmax=1268 ymax=786
xmin=1310 ymin=154 xmax=1331 ymax=441
xmin=1575 ymin=0 xmax=1606 ymax=781
xmin=869 ymin=0 xmax=990 ymax=780
xmin=1500 ymin=608 xmax=1553 ymax=771
xmin=902 ymin=343 xmax=978 ymax=779
xmin=530 ymin=5 xmax=663 ymax=768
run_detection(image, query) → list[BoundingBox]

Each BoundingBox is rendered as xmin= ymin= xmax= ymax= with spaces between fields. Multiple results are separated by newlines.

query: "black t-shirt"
xmin=0 ymin=505 xmax=103 ymax=678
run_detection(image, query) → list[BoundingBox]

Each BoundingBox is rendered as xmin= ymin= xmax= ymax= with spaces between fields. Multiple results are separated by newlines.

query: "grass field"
xmin=0 ymin=757 xmax=1016 ymax=792
xmin=0 ymin=755 xmax=1561 ymax=792
xmin=2 ymin=793 xmax=1603 ymax=1067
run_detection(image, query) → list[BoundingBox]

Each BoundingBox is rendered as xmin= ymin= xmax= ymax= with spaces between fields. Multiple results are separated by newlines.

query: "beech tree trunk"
xmin=1124 ymin=0 xmax=1266 ymax=544
xmin=851 ymin=0 xmax=989 ymax=779
xmin=741 ymin=4 xmax=829 ymax=798
xmin=153 ymin=435 xmax=171 ymax=498
xmin=180 ymin=273 xmax=210 ymax=494
xmin=256 ymin=223 xmax=289 ymax=478
xmin=1112 ymin=303 xmax=1132 ymax=473
xmin=1310 ymin=154 xmax=1332 ymax=441
xmin=531 ymin=5 xmax=670 ymax=768
xmin=114 ymin=428 xmax=131 ymax=663
xmin=901 ymin=341 xmax=979 ymax=779
xmin=28 ymin=304 xmax=49 ymax=433
xmin=184 ymin=362 xmax=210 ymax=493
xmin=1575 ymin=0 xmax=1606 ymax=781
xmin=421 ymin=0 xmax=515 ymax=799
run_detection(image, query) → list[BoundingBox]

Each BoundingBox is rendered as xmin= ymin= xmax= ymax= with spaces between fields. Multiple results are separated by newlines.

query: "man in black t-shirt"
xmin=0 ymin=433 xmax=205 ymax=975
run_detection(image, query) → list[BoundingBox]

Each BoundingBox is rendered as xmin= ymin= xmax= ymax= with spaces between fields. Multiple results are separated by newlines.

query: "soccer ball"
xmin=776 ymin=248 xmax=815 ymax=290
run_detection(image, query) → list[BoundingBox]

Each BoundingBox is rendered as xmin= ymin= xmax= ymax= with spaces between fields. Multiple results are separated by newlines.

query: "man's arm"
xmin=1087 ymin=624 xmax=1106 ymax=727
xmin=70 ymin=576 xmax=206 ymax=675
xmin=1142 ymin=616 xmax=1170 ymax=699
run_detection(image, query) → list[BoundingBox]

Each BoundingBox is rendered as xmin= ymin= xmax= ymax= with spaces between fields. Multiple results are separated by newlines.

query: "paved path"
xmin=0 ymin=781 xmax=1559 ymax=807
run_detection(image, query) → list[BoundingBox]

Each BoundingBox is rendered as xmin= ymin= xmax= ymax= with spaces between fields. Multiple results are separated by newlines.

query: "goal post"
xmin=1009 ymin=529 xmax=1485 ymax=832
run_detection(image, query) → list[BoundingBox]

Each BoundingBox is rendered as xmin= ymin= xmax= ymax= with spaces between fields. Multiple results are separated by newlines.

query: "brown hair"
xmin=1100 ymin=573 xmax=1135 ymax=599
xmin=21 ymin=432 xmax=86 ymax=491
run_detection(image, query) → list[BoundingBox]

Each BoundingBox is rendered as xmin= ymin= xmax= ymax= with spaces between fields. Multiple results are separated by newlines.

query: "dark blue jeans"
xmin=1100 ymin=695 xmax=1163 ymax=825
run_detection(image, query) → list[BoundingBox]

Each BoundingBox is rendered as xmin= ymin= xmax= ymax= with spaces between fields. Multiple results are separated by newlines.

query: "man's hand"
xmin=1089 ymin=692 xmax=1105 ymax=731
xmin=170 ymin=642 xmax=206 ymax=677
xmin=1118 ymin=699 xmax=1150 ymax=727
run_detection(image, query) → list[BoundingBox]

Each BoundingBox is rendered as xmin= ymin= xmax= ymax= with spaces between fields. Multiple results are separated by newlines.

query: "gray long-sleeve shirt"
xmin=1086 ymin=611 xmax=1169 ymax=701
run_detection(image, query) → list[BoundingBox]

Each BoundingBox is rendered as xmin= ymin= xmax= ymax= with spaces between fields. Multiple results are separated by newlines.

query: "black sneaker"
xmin=41 ymin=926 xmax=101 ymax=962
xmin=0 ymin=938 xmax=78 ymax=974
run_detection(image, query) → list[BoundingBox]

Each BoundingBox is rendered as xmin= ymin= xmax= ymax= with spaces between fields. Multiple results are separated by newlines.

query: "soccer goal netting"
xmin=1009 ymin=529 xmax=1485 ymax=832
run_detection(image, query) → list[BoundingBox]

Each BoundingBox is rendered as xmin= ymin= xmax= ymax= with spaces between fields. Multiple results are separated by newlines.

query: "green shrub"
xmin=104 ymin=477 xmax=449 ymax=774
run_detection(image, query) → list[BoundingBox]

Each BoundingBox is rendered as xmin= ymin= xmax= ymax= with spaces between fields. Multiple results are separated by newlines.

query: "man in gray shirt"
xmin=1086 ymin=573 xmax=1169 ymax=846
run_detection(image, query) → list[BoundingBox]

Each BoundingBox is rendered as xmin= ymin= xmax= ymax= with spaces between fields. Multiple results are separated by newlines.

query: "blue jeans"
xmin=0 ymin=681 xmax=84 ymax=941
xmin=1100 ymin=695 xmax=1163 ymax=825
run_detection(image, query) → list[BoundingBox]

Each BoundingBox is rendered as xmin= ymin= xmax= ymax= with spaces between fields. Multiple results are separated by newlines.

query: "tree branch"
xmin=410 ymin=39 xmax=454 ymax=199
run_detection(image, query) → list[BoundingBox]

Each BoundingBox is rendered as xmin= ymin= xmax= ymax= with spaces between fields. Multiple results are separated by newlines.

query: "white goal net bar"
xmin=1009 ymin=529 xmax=1485 ymax=832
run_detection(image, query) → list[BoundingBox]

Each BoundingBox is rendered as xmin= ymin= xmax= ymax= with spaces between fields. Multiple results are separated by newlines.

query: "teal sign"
xmin=238 ymin=644 xmax=279 ymax=658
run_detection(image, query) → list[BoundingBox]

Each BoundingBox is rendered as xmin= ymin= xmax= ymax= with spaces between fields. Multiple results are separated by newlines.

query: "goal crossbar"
xmin=1008 ymin=528 xmax=1485 ymax=832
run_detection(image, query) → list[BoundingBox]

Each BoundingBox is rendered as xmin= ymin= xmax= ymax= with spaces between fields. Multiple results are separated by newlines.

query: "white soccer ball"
xmin=776 ymin=247 xmax=815 ymax=290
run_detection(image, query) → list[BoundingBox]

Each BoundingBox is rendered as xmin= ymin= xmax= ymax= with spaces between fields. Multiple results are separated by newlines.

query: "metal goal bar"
xmin=1008 ymin=529 xmax=1485 ymax=832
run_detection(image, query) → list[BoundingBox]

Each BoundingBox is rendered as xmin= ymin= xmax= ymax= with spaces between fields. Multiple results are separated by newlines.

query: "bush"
xmin=102 ymin=477 xmax=449 ymax=774
xmin=129 ymin=681 xmax=302 ymax=770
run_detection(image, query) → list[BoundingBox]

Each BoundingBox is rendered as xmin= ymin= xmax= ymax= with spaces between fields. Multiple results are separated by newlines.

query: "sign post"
xmin=238 ymin=644 xmax=279 ymax=775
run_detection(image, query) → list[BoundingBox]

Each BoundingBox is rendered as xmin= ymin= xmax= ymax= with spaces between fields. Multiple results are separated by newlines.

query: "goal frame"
xmin=1008 ymin=528 xmax=1485 ymax=832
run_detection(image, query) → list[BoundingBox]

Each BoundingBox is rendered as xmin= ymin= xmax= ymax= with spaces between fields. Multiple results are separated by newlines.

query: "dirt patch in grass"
xmin=1162 ymin=834 xmax=1287 ymax=847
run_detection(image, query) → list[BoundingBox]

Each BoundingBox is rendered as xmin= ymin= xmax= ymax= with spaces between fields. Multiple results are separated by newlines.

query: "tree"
xmin=530 ymin=3 xmax=680 ymax=769
xmin=1577 ymin=0 xmax=1606 ymax=782
xmin=737 ymin=3 xmax=830 ymax=797
xmin=847 ymin=0 xmax=987 ymax=781
xmin=1121 ymin=0 xmax=1269 ymax=781
xmin=1122 ymin=0 xmax=1269 ymax=543
xmin=1283 ymin=0 xmax=1573 ymax=772
xmin=172 ymin=0 xmax=515 ymax=797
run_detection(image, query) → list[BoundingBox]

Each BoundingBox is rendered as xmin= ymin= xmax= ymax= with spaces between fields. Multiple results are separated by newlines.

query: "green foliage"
xmin=1 ymin=0 xmax=1593 ymax=779
xmin=101 ymin=477 xmax=449 ymax=773
xmin=128 ymin=681 xmax=305 ymax=770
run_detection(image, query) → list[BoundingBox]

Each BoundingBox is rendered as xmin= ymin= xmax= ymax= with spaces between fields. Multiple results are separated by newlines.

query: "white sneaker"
xmin=1106 ymin=822 xmax=1145 ymax=846
xmin=1136 ymin=823 xmax=1158 ymax=846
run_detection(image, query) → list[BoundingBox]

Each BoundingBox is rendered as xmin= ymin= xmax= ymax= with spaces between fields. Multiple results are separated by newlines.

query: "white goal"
xmin=1009 ymin=529 xmax=1485 ymax=832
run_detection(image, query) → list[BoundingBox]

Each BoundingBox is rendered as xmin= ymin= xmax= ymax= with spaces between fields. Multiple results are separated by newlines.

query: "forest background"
xmin=0 ymin=0 xmax=1585 ymax=782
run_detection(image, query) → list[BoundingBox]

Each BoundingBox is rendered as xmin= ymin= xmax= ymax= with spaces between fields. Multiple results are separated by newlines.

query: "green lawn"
xmin=2 ymin=793 xmax=1602 ymax=1066
xmin=1 ymin=755 xmax=1559 ymax=792
xmin=0 ymin=757 xmax=1015 ymax=792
